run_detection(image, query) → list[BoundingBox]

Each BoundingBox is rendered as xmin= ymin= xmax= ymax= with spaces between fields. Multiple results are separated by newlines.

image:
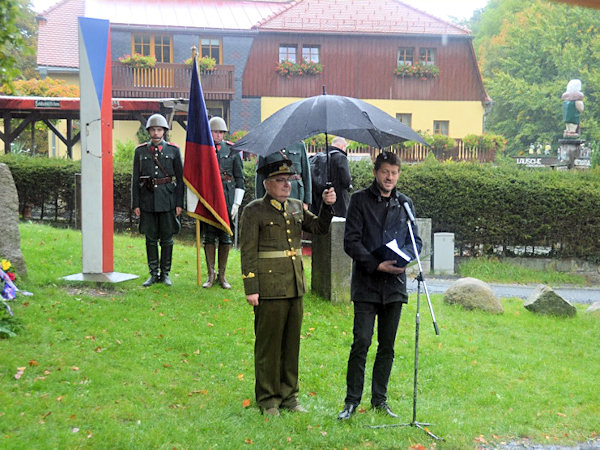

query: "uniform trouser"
xmin=254 ymin=297 xmax=303 ymax=410
xmin=344 ymin=301 xmax=403 ymax=406
xmin=141 ymin=211 xmax=177 ymax=275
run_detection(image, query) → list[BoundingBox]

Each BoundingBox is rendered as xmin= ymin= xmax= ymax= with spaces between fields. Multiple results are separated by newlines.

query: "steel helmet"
xmin=209 ymin=116 xmax=228 ymax=132
xmin=146 ymin=114 xmax=169 ymax=130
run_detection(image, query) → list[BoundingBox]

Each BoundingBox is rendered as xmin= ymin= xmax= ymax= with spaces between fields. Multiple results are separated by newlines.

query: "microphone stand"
xmin=367 ymin=209 xmax=443 ymax=441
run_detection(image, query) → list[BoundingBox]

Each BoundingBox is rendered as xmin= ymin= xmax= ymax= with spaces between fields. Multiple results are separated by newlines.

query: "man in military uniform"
xmin=201 ymin=116 xmax=245 ymax=289
xmin=255 ymin=141 xmax=312 ymax=209
xmin=131 ymin=114 xmax=184 ymax=287
xmin=239 ymin=159 xmax=336 ymax=416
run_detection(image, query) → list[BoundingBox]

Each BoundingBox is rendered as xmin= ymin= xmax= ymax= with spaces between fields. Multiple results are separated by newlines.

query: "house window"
xmin=433 ymin=120 xmax=449 ymax=136
xmin=396 ymin=113 xmax=412 ymax=128
xmin=302 ymin=45 xmax=320 ymax=63
xmin=279 ymin=45 xmax=297 ymax=63
xmin=419 ymin=48 xmax=436 ymax=66
xmin=201 ymin=38 xmax=221 ymax=64
xmin=397 ymin=47 xmax=414 ymax=66
xmin=132 ymin=33 xmax=172 ymax=63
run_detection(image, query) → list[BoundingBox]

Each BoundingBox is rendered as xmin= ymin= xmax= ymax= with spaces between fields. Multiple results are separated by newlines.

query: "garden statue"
xmin=561 ymin=79 xmax=584 ymax=137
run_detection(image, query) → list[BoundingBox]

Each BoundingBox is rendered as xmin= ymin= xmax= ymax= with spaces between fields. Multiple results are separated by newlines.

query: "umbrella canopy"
xmin=232 ymin=94 xmax=426 ymax=156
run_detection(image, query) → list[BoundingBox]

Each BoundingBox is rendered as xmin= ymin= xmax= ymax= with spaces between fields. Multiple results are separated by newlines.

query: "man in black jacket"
xmin=310 ymin=136 xmax=352 ymax=217
xmin=337 ymin=151 xmax=422 ymax=420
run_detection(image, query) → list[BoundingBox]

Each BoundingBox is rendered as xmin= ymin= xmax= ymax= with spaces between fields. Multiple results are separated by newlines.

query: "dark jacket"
xmin=344 ymin=180 xmax=422 ymax=304
xmin=131 ymin=140 xmax=184 ymax=212
xmin=216 ymin=140 xmax=245 ymax=219
xmin=310 ymin=146 xmax=352 ymax=217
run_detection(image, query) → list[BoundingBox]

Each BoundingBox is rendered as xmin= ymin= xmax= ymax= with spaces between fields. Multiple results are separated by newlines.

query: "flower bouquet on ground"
xmin=1 ymin=259 xmax=33 ymax=313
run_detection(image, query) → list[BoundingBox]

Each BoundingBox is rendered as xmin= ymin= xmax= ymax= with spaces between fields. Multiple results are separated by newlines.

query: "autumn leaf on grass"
xmin=242 ymin=398 xmax=251 ymax=408
xmin=245 ymin=438 xmax=253 ymax=444
xmin=29 ymin=360 xmax=39 ymax=367
xmin=409 ymin=445 xmax=426 ymax=450
xmin=237 ymin=373 xmax=244 ymax=381
xmin=14 ymin=367 xmax=26 ymax=380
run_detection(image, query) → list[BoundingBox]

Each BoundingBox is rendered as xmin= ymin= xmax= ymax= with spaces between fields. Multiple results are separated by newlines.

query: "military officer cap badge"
xmin=257 ymin=158 xmax=296 ymax=178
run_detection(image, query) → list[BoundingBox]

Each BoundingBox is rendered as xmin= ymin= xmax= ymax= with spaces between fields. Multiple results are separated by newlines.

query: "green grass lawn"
xmin=1 ymin=223 xmax=599 ymax=449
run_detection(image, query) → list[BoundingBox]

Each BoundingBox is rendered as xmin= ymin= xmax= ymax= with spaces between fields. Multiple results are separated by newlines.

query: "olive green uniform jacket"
xmin=240 ymin=195 xmax=333 ymax=299
xmin=255 ymin=142 xmax=312 ymax=205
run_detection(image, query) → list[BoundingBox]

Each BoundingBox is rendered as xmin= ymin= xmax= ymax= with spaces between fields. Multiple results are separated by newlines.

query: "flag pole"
xmin=196 ymin=218 xmax=202 ymax=286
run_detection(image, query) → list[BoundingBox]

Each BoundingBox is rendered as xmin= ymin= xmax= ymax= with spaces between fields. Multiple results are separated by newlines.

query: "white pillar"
xmin=433 ymin=232 xmax=454 ymax=274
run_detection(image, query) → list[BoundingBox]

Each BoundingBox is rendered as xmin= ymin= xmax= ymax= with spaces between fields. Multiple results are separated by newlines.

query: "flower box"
xmin=394 ymin=62 xmax=439 ymax=79
xmin=276 ymin=59 xmax=323 ymax=77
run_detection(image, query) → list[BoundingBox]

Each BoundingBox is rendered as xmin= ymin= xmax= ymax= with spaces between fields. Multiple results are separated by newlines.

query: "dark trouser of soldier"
xmin=159 ymin=238 xmax=174 ymax=286
xmin=201 ymin=223 xmax=233 ymax=289
xmin=144 ymin=238 xmax=160 ymax=287
xmin=141 ymin=211 xmax=179 ymax=287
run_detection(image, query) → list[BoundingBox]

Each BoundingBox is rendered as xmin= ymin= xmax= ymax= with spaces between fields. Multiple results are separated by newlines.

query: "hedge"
xmin=2 ymin=155 xmax=600 ymax=260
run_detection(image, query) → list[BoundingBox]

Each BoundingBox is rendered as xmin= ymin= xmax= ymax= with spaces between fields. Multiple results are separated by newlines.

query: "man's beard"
xmin=376 ymin=180 xmax=392 ymax=195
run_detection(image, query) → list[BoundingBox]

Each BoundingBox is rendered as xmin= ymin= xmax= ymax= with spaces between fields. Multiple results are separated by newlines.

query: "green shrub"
xmin=3 ymin=155 xmax=600 ymax=260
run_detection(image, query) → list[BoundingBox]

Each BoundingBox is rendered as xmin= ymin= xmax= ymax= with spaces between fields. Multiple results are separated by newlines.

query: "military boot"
xmin=202 ymin=244 xmax=216 ymax=288
xmin=217 ymin=244 xmax=232 ymax=289
xmin=160 ymin=242 xmax=173 ymax=286
xmin=143 ymin=240 xmax=160 ymax=287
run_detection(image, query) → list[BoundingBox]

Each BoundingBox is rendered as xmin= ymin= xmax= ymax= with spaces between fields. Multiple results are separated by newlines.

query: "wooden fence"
xmin=306 ymin=138 xmax=497 ymax=163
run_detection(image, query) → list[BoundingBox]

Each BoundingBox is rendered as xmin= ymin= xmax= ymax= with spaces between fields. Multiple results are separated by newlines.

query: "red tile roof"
xmin=36 ymin=0 xmax=470 ymax=70
xmin=256 ymin=0 xmax=471 ymax=35
xmin=37 ymin=0 xmax=84 ymax=69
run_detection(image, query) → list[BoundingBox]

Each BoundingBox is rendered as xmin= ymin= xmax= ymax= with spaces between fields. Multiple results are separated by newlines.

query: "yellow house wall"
xmin=260 ymin=97 xmax=484 ymax=138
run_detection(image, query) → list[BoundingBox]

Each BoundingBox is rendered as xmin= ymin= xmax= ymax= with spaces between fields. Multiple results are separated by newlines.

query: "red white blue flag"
xmin=183 ymin=59 xmax=231 ymax=235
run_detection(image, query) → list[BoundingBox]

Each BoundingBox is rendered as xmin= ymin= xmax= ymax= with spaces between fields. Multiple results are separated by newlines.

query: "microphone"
xmin=403 ymin=201 xmax=416 ymax=222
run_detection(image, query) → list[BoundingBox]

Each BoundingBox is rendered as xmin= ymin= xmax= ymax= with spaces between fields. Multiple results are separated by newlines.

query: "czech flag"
xmin=183 ymin=59 xmax=232 ymax=235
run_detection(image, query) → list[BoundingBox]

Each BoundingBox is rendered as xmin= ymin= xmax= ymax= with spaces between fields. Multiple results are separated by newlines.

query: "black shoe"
xmin=337 ymin=403 xmax=357 ymax=420
xmin=372 ymin=402 xmax=398 ymax=418
xmin=143 ymin=275 xmax=160 ymax=287
xmin=161 ymin=273 xmax=172 ymax=286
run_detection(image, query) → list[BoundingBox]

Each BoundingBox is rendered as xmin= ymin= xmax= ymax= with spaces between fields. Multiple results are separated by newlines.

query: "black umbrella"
xmin=232 ymin=92 xmax=427 ymax=156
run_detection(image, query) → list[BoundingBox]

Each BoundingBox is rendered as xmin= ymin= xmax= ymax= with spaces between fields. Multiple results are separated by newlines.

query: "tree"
xmin=473 ymin=0 xmax=600 ymax=155
xmin=0 ymin=0 xmax=37 ymax=90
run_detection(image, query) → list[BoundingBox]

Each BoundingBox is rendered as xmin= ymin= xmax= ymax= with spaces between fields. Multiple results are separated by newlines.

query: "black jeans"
xmin=344 ymin=301 xmax=403 ymax=406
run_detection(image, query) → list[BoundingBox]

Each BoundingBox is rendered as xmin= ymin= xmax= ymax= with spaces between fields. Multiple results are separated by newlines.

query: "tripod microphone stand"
xmin=367 ymin=204 xmax=443 ymax=441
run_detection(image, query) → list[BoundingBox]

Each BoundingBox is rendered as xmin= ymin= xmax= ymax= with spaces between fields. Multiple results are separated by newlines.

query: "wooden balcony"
xmin=111 ymin=62 xmax=235 ymax=100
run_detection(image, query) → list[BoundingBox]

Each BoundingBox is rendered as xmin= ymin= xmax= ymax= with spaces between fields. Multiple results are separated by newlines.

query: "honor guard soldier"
xmin=201 ymin=116 xmax=245 ymax=289
xmin=131 ymin=114 xmax=184 ymax=287
xmin=240 ymin=159 xmax=336 ymax=416
xmin=255 ymin=141 xmax=312 ymax=209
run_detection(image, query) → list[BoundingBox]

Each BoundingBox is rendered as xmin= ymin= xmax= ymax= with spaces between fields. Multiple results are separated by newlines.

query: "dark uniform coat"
xmin=240 ymin=195 xmax=333 ymax=298
xmin=216 ymin=140 xmax=244 ymax=221
xmin=344 ymin=181 xmax=422 ymax=304
xmin=255 ymin=142 xmax=312 ymax=205
xmin=131 ymin=139 xmax=184 ymax=236
xmin=131 ymin=139 xmax=184 ymax=212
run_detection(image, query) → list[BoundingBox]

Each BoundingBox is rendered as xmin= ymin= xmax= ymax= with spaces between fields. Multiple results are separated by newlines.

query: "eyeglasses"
xmin=271 ymin=177 xmax=292 ymax=184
